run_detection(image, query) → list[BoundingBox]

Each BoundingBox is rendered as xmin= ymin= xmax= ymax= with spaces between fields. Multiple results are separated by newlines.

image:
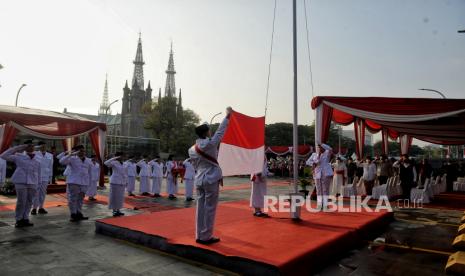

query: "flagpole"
xmin=292 ymin=0 xmax=300 ymax=211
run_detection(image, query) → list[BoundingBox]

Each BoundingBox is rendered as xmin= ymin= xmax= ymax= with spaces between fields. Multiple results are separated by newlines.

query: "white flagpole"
xmin=292 ymin=0 xmax=300 ymax=220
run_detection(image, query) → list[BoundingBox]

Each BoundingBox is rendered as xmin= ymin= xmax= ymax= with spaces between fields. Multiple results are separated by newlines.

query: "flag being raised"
xmin=218 ymin=111 xmax=265 ymax=176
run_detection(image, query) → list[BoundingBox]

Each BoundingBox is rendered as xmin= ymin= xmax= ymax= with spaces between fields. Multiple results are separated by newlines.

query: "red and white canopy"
xmin=0 ymin=105 xmax=107 ymax=184
xmin=311 ymin=96 xmax=465 ymax=157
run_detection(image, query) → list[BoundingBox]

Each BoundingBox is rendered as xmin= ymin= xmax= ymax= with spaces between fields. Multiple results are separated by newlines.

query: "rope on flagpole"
xmin=304 ymin=0 xmax=314 ymax=99
xmin=264 ymin=0 xmax=277 ymax=118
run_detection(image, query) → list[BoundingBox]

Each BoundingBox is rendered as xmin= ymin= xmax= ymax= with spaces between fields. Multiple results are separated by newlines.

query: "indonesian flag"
xmin=218 ymin=111 xmax=265 ymax=176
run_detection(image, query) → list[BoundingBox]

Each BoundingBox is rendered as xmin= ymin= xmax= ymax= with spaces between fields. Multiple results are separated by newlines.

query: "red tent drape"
xmin=0 ymin=123 xmax=19 ymax=153
xmin=89 ymin=129 xmax=106 ymax=187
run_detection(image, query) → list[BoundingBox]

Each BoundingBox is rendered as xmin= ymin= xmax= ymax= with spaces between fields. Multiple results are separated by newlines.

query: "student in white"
xmin=149 ymin=157 xmax=163 ymax=197
xmin=0 ymin=140 xmax=41 ymax=228
xmin=86 ymin=155 xmax=100 ymax=201
xmin=137 ymin=155 xmax=151 ymax=196
xmin=250 ymin=157 xmax=269 ymax=217
xmin=183 ymin=158 xmax=195 ymax=201
xmin=59 ymin=145 xmax=93 ymax=222
xmin=165 ymin=156 xmax=177 ymax=199
xmin=32 ymin=141 xmax=54 ymax=215
xmin=306 ymin=143 xmax=333 ymax=210
xmin=124 ymin=157 xmax=137 ymax=196
xmin=0 ymin=157 xmax=6 ymax=188
xmin=104 ymin=152 xmax=127 ymax=216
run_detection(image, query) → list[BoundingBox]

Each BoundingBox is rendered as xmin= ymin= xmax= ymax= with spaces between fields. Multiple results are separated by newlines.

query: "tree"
xmin=144 ymin=97 xmax=200 ymax=157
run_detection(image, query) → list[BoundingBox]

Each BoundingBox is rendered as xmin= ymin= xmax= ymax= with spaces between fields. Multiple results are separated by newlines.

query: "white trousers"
xmin=67 ymin=184 xmax=87 ymax=215
xmin=250 ymin=179 xmax=267 ymax=209
xmin=15 ymin=183 xmax=37 ymax=221
xmin=33 ymin=181 xmax=49 ymax=209
xmin=109 ymin=184 xmax=125 ymax=210
xmin=315 ymin=176 xmax=332 ymax=207
xmin=127 ymin=176 xmax=136 ymax=193
xmin=167 ymin=177 xmax=177 ymax=195
xmin=139 ymin=176 xmax=150 ymax=193
xmin=86 ymin=180 xmax=98 ymax=197
xmin=184 ymin=178 xmax=194 ymax=198
xmin=152 ymin=177 xmax=162 ymax=194
xmin=196 ymin=182 xmax=219 ymax=241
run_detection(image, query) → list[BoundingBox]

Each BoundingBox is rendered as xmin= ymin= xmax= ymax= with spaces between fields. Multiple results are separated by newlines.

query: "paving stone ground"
xmin=0 ymin=177 xmax=459 ymax=275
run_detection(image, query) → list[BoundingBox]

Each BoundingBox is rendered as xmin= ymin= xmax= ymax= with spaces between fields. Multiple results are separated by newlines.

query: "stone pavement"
xmin=0 ymin=177 xmax=460 ymax=275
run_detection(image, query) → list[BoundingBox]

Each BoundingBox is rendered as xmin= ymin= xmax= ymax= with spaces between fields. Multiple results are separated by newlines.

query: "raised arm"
xmin=59 ymin=153 xmax=74 ymax=165
xmin=104 ymin=157 xmax=120 ymax=168
xmin=0 ymin=145 xmax=27 ymax=162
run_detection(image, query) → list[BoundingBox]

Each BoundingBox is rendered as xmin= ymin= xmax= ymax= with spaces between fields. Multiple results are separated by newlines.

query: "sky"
xmin=0 ymin=0 xmax=464 ymax=143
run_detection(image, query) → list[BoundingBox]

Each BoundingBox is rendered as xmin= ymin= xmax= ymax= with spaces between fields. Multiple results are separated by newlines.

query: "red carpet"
xmin=96 ymin=200 xmax=392 ymax=275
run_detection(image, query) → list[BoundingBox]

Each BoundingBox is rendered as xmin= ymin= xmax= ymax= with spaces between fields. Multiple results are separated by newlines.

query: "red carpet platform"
xmin=95 ymin=200 xmax=392 ymax=275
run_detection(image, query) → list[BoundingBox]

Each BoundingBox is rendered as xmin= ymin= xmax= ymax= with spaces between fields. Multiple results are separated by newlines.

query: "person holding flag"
xmin=189 ymin=107 xmax=232 ymax=245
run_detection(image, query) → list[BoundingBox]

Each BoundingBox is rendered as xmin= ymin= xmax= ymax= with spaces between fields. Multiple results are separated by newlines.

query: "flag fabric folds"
xmin=218 ymin=111 xmax=265 ymax=176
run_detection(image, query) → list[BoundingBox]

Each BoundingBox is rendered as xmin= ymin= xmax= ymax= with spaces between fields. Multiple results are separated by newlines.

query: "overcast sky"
xmin=1 ymin=0 xmax=464 ymax=138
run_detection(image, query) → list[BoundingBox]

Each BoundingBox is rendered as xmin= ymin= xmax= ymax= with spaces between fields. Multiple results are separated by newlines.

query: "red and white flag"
xmin=218 ymin=111 xmax=265 ymax=176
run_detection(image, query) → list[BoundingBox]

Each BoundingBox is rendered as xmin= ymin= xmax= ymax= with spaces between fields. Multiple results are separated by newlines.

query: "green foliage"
xmin=373 ymin=141 xmax=424 ymax=157
xmin=144 ymin=97 xmax=200 ymax=157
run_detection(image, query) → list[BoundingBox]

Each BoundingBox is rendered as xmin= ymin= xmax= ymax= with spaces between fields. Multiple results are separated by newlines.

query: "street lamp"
xmin=418 ymin=88 xmax=446 ymax=99
xmin=210 ymin=112 xmax=222 ymax=124
xmin=105 ymin=99 xmax=119 ymax=115
xmin=15 ymin=84 xmax=27 ymax=106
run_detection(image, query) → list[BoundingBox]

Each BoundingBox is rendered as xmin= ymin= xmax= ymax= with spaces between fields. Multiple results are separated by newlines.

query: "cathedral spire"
xmin=98 ymin=74 xmax=110 ymax=115
xmin=132 ymin=32 xmax=145 ymax=90
xmin=164 ymin=42 xmax=176 ymax=97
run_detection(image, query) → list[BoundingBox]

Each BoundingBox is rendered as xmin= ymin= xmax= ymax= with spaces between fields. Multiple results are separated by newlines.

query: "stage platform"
xmin=95 ymin=200 xmax=392 ymax=275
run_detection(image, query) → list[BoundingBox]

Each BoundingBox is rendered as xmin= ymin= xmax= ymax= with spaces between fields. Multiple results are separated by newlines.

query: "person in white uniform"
xmin=149 ymin=156 xmax=163 ymax=197
xmin=306 ymin=143 xmax=333 ymax=210
xmin=1 ymin=140 xmax=41 ymax=227
xmin=250 ymin=157 xmax=269 ymax=217
xmin=31 ymin=141 xmax=54 ymax=215
xmin=59 ymin=145 xmax=93 ymax=222
xmin=86 ymin=155 xmax=100 ymax=201
xmin=137 ymin=155 xmax=151 ymax=196
xmin=165 ymin=156 xmax=178 ymax=199
xmin=331 ymin=157 xmax=347 ymax=196
xmin=124 ymin=157 xmax=137 ymax=196
xmin=183 ymin=158 xmax=195 ymax=201
xmin=0 ymin=157 xmax=6 ymax=188
xmin=104 ymin=152 xmax=127 ymax=217
xmin=188 ymin=107 xmax=231 ymax=245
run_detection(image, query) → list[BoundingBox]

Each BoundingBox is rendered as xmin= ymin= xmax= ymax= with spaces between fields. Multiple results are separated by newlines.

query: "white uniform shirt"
xmin=136 ymin=160 xmax=151 ymax=177
xmin=0 ymin=158 xmax=6 ymax=185
xmin=35 ymin=151 xmax=54 ymax=182
xmin=188 ymin=117 xmax=229 ymax=186
xmin=165 ymin=161 xmax=177 ymax=179
xmin=305 ymin=144 xmax=333 ymax=179
xmin=104 ymin=158 xmax=127 ymax=185
xmin=149 ymin=160 xmax=164 ymax=178
xmin=124 ymin=161 xmax=137 ymax=177
xmin=183 ymin=159 xmax=195 ymax=180
xmin=362 ymin=162 xmax=377 ymax=181
xmin=90 ymin=162 xmax=100 ymax=182
xmin=59 ymin=155 xmax=93 ymax=185
xmin=0 ymin=146 xmax=41 ymax=185
xmin=57 ymin=152 xmax=71 ymax=176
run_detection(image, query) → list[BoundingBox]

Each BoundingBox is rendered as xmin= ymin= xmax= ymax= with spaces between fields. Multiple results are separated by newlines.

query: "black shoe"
xmin=128 ymin=193 xmax=136 ymax=197
xmin=15 ymin=220 xmax=25 ymax=228
xmin=38 ymin=208 xmax=48 ymax=214
xmin=186 ymin=197 xmax=194 ymax=202
xmin=70 ymin=214 xmax=79 ymax=222
xmin=154 ymin=194 xmax=161 ymax=198
xmin=196 ymin=237 xmax=220 ymax=245
xmin=31 ymin=209 xmax=37 ymax=215
xmin=253 ymin=211 xmax=269 ymax=218
xmin=22 ymin=219 xmax=34 ymax=227
xmin=77 ymin=212 xmax=89 ymax=220
xmin=168 ymin=194 xmax=177 ymax=200
xmin=142 ymin=192 xmax=150 ymax=196
xmin=88 ymin=197 xmax=97 ymax=201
